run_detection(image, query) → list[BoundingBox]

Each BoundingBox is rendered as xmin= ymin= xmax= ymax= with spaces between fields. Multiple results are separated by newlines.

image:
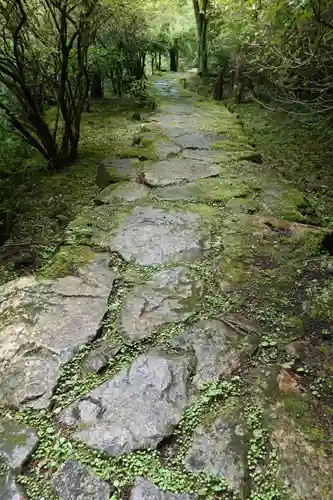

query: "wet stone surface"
xmin=0 ymin=469 xmax=25 ymax=500
xmin=119 ymin=267 xmax=204 ymax=344
xmin=59 ymin=350 xmax=191 ymax=456
xmin=110 ymin=206 xmax=210 ymax=266
xmin=0 ymin=419 xmax=38 ymax=473
xmin=52 ymin=461 xmax=112 ymax=499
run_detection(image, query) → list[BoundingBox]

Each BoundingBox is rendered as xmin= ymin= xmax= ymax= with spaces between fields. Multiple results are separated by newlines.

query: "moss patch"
xmin=39 ymin=245 xmax=95 ymax=279
xmin=153 ymin=177 xmax=250 ymax=203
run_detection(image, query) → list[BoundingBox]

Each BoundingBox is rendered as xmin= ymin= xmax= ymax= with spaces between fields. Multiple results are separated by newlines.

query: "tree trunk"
xmin=193 ymin=0 xmax=209 ymax=76
xmin=90 ymin=72 xmax=103 ymax=98
xmin=169 ymin=47 xmax=178 ymax=72
xmin=214 ymin=71 xmax=224 ymax=101
xmin=158 ymin=52 xmax=162 ymax=70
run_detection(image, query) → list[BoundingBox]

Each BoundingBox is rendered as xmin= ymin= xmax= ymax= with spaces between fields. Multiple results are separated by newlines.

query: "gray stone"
xmin=129 ymin=477 xmax=194 ymax=500
xmin=59 ymin=350 xmax=191 ymax=456
xmin=171 ymin=319 xmax=258 ymax=389
xmin=156 ymin=140 xmax=181 ymax=159
xmin=185 ymin=405 xmax=246 ymax=493
xmin=0 ymin=254 xmax=115 ymax=408
xmin=96 ymin=182 xmax=150 ymax=204
xmin=119 ymin=267 xmax=204 ymax=344
xmin=81 ymin=340 xmax=121 ymax=374
xmin=110 ymin=206 xmax=210 ymax=266
xmin=172 ymin=132 xmax=223 ymax=150
xmin=153 ymin=178 xmax=249 ymax=202
xmin=144 ymin=159 xmax=221 ymax=187
xmin=52 ymin=461 xmax=111 ymax=500
xmin=0 ymin=469 xmax=24 ymax=500
xmin=0 ymin=419 xmax=38 ymax=472
xmin=96 ymin=157 xmax=138 ymax=188
xmin=181 ymin=149 xmax=221 ymax=163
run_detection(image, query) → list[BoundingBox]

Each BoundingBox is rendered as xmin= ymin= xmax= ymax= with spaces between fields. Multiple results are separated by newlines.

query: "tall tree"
xmin=0 ymin=0 xmax=101 ymax=169
xmin=192 ymin=0 xmax=209 ymax=76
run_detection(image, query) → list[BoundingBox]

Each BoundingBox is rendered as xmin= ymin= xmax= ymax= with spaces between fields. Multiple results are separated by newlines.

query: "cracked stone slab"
xmin=0 ymin=419 xmax=38 ymax=473
xmin=58 ymin=350 xmax=191 ymax=456
xmin=156 ymin=140 xmax=182 ymax=159
xmin=52 ymin=461 xmax=112 ymax=500
xmin=170 ymin=319 xmax=258 ymax=388
xmin=96 ymin=182 xmax=150 ymax=204
xmin=119 ymin=267 xmax=204 ymax=344
xmin=129 ymin=477 xmax=195 ymax=499
xmin=185 ymin=404 xmax=246 ymax=494
xmin=172 ymin=132 xmax=223 ymax=150
xmin=144 ymin=158 xmax=221 ymax=187
xmin=0 ymin=254 xmax=115 ymax=409
xmin=110 ymin=206 xmax=210 ymax=266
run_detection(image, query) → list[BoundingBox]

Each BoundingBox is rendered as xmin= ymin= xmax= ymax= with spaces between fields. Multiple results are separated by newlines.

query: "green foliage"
xmin=127 ymin=80 xmax=157 ymax=108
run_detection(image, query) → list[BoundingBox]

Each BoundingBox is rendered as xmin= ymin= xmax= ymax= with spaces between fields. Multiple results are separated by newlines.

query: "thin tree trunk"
xmin=90 ymin=72 xmax=103 ymax=98
xmin=169 ymin=47 xmax=178 ymax=72
xmin=193 ymin=0 xmax=209 ymax=76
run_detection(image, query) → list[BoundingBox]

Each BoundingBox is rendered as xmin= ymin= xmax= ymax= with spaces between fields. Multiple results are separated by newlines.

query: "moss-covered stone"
xmin=40 ymin=246 xmax=95 ymax=278
xmin=153 ymin=177 xmax=250 ymax=203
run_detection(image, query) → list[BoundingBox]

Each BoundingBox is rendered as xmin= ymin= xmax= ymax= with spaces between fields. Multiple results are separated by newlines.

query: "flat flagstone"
xmin=144 ymin=158 xmax=221 ymax=187
xmin=0 ymin=254 xmax=115 ymax=409
xmin=110 ymin=206 xmax=210 ymax=265
xmin=119 ymin=267 xmax=204 ymax=344
xmin=58 ymin=350 xmax=191 ymax=456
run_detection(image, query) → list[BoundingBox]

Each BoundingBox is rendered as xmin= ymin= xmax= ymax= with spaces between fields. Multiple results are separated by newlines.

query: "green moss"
xmin=39 ymin=245 xmax=95 ymax=278
xmin=280 ymin=394 xmax=326 ymax=443
xmin=153 ymin=177 xmax=250 ymax=203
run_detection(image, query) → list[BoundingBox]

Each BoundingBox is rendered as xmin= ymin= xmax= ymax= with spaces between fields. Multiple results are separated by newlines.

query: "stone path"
xmin=1 ymin=76 xmax=333 ymax=499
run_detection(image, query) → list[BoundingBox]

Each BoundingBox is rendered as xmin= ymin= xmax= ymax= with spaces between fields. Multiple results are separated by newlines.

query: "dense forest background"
xmin=1 ymin=0 xmax=333 ymax=278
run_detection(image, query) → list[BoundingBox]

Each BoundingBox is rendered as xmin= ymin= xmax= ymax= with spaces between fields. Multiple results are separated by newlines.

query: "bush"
xmin=127 ymin=80 xmax=157 ymax=109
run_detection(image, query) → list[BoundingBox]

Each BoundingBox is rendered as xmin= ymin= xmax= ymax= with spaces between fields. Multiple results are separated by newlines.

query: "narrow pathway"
xmin=1 ymin=77 xmax=333 ymax=499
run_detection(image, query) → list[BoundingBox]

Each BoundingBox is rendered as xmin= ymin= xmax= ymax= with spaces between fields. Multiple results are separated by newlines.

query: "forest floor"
xmin=1 ymin=75 xmax=333 ymax=499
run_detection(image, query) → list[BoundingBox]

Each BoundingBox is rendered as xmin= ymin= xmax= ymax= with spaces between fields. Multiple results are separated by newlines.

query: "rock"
xmin=0 ymin=419 xmax=38 ymax=472
xmin=129 ymin=477 xmax=194 ymax=499
xmin=185 ymin=405 xmax=246 ymax=493
xmin=277 ymin=369 xmax=301 ymax=394
xmin=96 ymin=157 xmax=139 ymax=188
xmin=172 ymin=132 xmax=223 ymax=150
xmin=0 ymin=253 xmax=115 ymax=408
xmin=59 ymin=350 xmax=191 ymax=456
xmin=153 ymin=178 xmax=249 ymax=202
xmin=170 ymin=319 xmax=258 ymax=388
xmin=181 ymin=149 xmax=221 ymax=163
xmin=110 ymin=206 xmax=210 ymax=266
xmin=156 ymin=140 xmax=181 ymax=159
xmin=0 ymin=468 xmax=25 ymax=500
xmin=13 ymin=251 xmax=36 ymax=270
xmin=144 ymin=158 xmax=221 ymax=187
xmin=52 ymin=461 xmax=112 ymax=500
xmin=272 ymin=422 xmax=333 ymax=499
xmin=96 ymin=182 xmax=150 ymax=204
xmin=119 ymin=267 xmax=204 ymax=343
xmin=81 ymin=340 xmax=121 ymax=374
